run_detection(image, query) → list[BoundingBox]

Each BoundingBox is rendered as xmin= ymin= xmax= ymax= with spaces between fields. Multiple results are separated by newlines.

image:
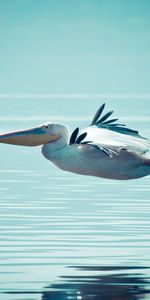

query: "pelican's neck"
xmin=41 ymin=126 xmax=70 ymax=160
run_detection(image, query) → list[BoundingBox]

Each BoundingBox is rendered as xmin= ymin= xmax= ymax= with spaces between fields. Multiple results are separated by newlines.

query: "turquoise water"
xmin=0 ymin=96 xmax=150 ymax=300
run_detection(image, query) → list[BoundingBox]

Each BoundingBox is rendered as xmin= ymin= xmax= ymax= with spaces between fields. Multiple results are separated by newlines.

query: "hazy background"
xmin=0 ymin=2 xmax=150 ymax=298
xmin=0 ymin=0 xmax=150 ymax=96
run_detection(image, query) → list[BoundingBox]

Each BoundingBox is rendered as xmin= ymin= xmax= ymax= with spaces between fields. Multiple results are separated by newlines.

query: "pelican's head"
xmin=0 ymin=122 xmax=68 ymax=146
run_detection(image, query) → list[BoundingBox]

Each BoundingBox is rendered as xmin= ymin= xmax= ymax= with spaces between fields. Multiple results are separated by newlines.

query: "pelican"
xmin=0 ymin=103 xmax=150 ymax=180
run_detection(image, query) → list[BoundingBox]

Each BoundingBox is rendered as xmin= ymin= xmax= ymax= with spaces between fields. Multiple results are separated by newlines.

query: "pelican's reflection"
xmin=42 ymin=266 xmax=150 ymax=300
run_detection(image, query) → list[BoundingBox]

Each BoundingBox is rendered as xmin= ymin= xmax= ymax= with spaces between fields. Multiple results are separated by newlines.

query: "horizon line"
xmin=0 ymin=93 xmax=150 ymax=99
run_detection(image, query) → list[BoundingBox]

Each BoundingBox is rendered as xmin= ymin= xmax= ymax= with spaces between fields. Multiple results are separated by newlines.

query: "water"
xmin=0 ymin=96 xmax=150 ymax=300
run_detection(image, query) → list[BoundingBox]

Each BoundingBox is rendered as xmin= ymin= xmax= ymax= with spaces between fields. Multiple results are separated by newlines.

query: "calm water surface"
xmin=0 ymin=97 xmax=150 ymax=300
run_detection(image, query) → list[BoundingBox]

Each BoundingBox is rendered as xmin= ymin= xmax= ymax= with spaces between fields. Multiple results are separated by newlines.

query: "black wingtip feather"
xmin=91 ymin=103 xmax=105 ymax=125
xmin=69 ymin=127 xmax=79 ymax=145
xmin=102 ymin=118 xmax=119 ymax=125
xmin=97 ymin=110 xmax=113 ymax=124
xmin=76 ymin=132 xmax=87 ymax=144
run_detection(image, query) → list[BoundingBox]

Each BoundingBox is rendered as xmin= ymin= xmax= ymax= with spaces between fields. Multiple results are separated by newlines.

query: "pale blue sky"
xmin=0 ymin=0 xmax=150 ymax=94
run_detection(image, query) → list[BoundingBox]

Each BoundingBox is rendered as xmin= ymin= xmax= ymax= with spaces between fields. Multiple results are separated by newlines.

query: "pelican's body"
xmin=0 ymin=104 xmax=150 ymax=180
xmin=41 ymin=126 xmax=150 ymax=180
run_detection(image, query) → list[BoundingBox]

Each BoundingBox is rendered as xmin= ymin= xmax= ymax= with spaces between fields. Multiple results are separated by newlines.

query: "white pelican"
xmin=0 ymin=103 xmax=150 ymax=180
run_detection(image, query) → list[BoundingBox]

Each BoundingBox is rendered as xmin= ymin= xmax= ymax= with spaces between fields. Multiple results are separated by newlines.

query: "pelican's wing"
xmin=90 ymin=103 xmax=141 ymax=137
xmin=80 ymin=127 xmax=127 ymax=157
xmin=80 ymin=104 xmax=150 ymax=157
xmin=70 ymin=104 xmax=150 ymax=158
xmin=70 ymin=125 xmax=126 ymax=158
